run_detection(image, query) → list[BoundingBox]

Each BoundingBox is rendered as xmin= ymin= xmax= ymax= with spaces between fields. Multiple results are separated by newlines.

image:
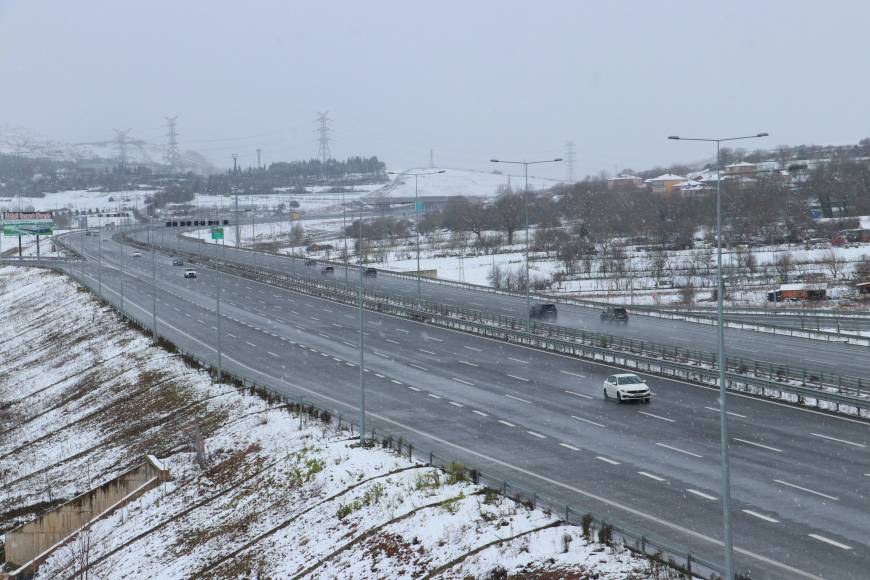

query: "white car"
xmin=603 ymin=373 xmax=651 ymax=404
xmin=184 ymin=269 xmax=197 ymax=279
xmin=131 ymin=251 xmax=142 ymax=258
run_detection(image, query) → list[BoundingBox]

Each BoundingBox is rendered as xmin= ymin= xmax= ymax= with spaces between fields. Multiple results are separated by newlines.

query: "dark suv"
xmin=321 ymin=265 xmax=335 ymax=275
xmin=600 ymin=306 xmax=628 ymax=323
xmin=364 ymin=267 xmax=378 ymax=278
xmin=304 ymin=258 xmax=317 ymax=266
xmin=529 ymin=303 xmax=558 ymax=321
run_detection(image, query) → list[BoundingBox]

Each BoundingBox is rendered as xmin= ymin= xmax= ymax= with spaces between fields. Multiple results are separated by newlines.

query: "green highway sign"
xmin=415 ymin=201 xmax=425 ymax=212
xmin=3 ymin=221 xmax=53 ymax=236
xmin=210 ymin=227 xmax=224 ymax=240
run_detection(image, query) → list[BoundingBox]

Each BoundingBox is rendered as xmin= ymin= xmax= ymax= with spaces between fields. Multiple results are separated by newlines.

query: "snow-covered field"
xmin=0 ymin=266 xmax=664 ymax=579
xmin=371 ymin=167 xmax=562 ymax=199
xmin=0 ymin=189 xmax=156 ymax=213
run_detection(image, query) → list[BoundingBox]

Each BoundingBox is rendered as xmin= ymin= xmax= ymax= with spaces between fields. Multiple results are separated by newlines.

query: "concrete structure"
xmin=606 ymin=174 xmax=644 ymax=190
xmin=644 ymin=173 xmax=687 ymax=195
xmin=4 ymin=455 xmax=169 ymax=577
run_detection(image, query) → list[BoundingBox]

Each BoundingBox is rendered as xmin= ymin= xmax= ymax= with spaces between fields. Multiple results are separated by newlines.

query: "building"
xmin=767 ymin=283 xmax=827 ymax=302
xmin=644 ymin=173 xmax=687 ymax=195
xmin=724 ymin=161 xmax=758 ymax=176
xmin=606 ymin=174 xmax=644 ymax=190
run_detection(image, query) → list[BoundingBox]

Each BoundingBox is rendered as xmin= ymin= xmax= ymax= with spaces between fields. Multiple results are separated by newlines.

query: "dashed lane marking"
xmin=504 ymin=394 xmax=531 ymax=404
xmin=498 ymin=420 xmax=516 ymax=427
xmin=808 ymin=534 xmax=852 ymax=550
xmin=565 ymin=390 xmax=592 ymax=399
xmin=733 ymin=438 xmax=782 ymax=453
xmin=638 ymin=471 xmax=665 ymax=482
xmin=452 ymin=377 xmax=474 ymax=386
xmin=559 ymin=443 xmax=579 ymax=451
xmin=639 ymin=411 xmax=675 ymax=423
xmin=571 ymin=416 xmax=605 ymax=428
xmin=656 ymin=443 xmax=702 ymax=458
xmin=809 ymin=433 xmax=866 ymax=448
xmin=596 ymin=456 xmax=620 ymax=465
xmin=773 ymin=480 xmax=838 ymax=501
xmin=742 ymin=510 xmax=779 ymax=523
xmin=686 ymin=489 xmax=718 ymax=501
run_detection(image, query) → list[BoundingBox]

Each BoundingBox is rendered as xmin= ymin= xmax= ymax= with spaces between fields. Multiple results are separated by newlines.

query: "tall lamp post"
xmin=668 ymin=132 xmax=767 ymax=580
xmin=489 ymin=158 xmax=562 ymax=314
xmin=387 ymin=170 xmax=445 ymax=306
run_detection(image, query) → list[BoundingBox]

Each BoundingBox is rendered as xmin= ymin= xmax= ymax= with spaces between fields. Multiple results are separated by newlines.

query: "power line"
xmin=565 ymin=140 xmax=576 ymax=182
xmin=164 ymin=116 xmax=183 ymax=173
xmin=113 ymin=129 xmax=132 ymax=171
xmin=316 ymin=111 xmax=332 ymax=163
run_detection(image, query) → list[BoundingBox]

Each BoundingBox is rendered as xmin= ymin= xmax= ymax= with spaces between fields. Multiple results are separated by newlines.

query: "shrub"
xmin=581 ymin=513 xmax=593 ymax=541
xmin=445 ymin=462 xmax=467 ymax=484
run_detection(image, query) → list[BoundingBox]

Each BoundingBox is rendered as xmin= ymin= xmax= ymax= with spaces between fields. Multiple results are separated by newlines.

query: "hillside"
xmin=370 ymin=167 xmax=562 ymax=200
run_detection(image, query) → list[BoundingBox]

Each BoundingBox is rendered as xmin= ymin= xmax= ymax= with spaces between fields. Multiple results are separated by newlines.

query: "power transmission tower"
xmin=429 ymin=149 xmax=435 ymax=169
xmin=164 ymin=116 xmax=183 ymax=173
xmin=565 ymin=141 xmax=576 ymax=182
xmin=316 ymin=111 xmax=332 ymax=163
xmin=232 ymin=153 xmax=239 ymax=175
xmin=113 ymin=129 xmax=132 ymax=172
xmin=256 ymin=148 xmax=262 ymax=170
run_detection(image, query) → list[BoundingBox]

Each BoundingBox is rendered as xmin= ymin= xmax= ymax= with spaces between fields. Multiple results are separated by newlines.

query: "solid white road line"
xmin=686 ymin=489 xmax=717 ymax=501
xmin=452 ymin=377 xmax=474 ymax=386
xmin=527 ymin=430 xmax=546 ymax=439
xmin=704 ymin=406 xmax=747 ymax=419
xmin=407 ymin=386 xmax=421 ymax=392
xmin=267 ymin=352 xmax=278 ymax=358
xmin=773 ymin=479 xmax=839 ymax=501
xmin=507 ymin=374 xmax=529 ymax=382
xmin=571 ymin=415 xmax=605 ymax=428
xmin=638 ymin=471 xmax=665 ymax=482
xmin=508 ymin=357 xmax=528 ymax=364
xmin=742 ymin=510 xmax=779 ymax=523
xmin=449 ymin=401 xmax=464 ymax=407
xmin=472 ymin=410 xmax=488 ymax=417
xmin=565 ymin=390 xmax=592 ymax=399
xmin=428 ymin=393 xmax=442 ymax=399
xmin=559 ymin=370 xmax=585 ymax=378
xmin=656 ymin=443 xmax=702 ymax=458
xmin=733 ymin=438 xmax=782 ymax=453
xmin=596 ymin=456 xmax=620 ymax=465
xmin=639 ymin=411 xmax=675 ymax=423
xmin=809 ymin=432 xmax=866 ymax=448
xmin=504 ymin=394 xmax=531 ymax=404
xmin=458 ymin=360 xmax=479 ymax=367
xmin=498 ymin=420 xmax=516 ymax=427
xmin=410 ymin=363 xmax=428 ymax=371
xmin=808 ymin=534 xmax=852 ymax=550
xmin=559 ymin=443 xmax=580 ymax=451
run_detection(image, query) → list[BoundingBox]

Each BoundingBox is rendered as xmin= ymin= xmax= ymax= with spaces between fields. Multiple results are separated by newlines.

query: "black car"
xmin=172 ymin=258 xmax=183 ymax=266
xmin=305 ymin=258 xmax=317 ymax=266
xmin=529 ymin=303 xmax=557 ymax=320
xmin=321 ymin=265 xmax=335 ymax=275
xmin=600 ymin=306 xmax=628 ymax=323
xmin=364 ymin=267 xmax=377 ymax=278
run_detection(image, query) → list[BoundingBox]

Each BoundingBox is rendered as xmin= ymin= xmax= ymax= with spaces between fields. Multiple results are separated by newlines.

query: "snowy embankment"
xmin=0 ymin=266 xmax=663 ymax=579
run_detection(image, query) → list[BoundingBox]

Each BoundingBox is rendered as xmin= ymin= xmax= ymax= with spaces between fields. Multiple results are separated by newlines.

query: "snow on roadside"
xmin=1 ymin=266 xmax=666 ymax=578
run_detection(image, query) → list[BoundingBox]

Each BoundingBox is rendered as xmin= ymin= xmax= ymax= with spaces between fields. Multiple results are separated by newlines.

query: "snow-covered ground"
xmin=371 ymin=167 xmax=562 ymax=199
xmin=187 ymin=183 xmax=383 ymax=215
xmin=0 ymin=266 xmax=666 ymax=579
xmin=0 ymin=189 xmax=156 ymax=213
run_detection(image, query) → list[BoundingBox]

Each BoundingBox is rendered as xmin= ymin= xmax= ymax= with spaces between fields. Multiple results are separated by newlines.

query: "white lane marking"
xmin=449 ymin=401 xmax=464 ymax=408
xmin=211 ymin=326 xmax=218 ymax=330
xmin=638 ymin=471 xmax=665 ymax=482
xmin=410 ymin=363 xmax=428 ymax=371
xmin=374 ymin=373 xmax=385 ymax=378
xmin=245 ymin=341 xmax=256 ymax=347
xmin=560 ymin=370 xmax=585 ymax=378
xmin=508 ymin=357 xmax=528 ymax=364
xmin=742 ymin=510 xmax=779 ymax=523
xmin=472 ymin=410 xmax=488 ymax=417
xmin=733 ymin=438 xmax=782 ymax=453
xmin=504 ymin=394 xmax=531 ymax=404
xmin=559 ymin=443 xmax=580 ymax=451
xmin=368 ymin=321 xmax=380 ymax=326
xmin=419 ymin=348 xmax=436 ymax=355
xmin=704 ymin=406 xmax=747 ymax=419
xmin=458 ymin=360 xmax=479 ymax=367
xmin=810 ymin=433 xmax=866 ymax=448
xmin=808 ymin=534 xmax=852 ymax=550
xmin=639 ymin=411 xmax=675 ymax=423
xmin=344 ymin=314 xmax=354 ymax=319
xmin=686 ymin=489 xmax=718 ymax=501
xmin=184 ymin=313 xmax=192 ymax=318
xmin=463 ymin=345 xmax=482 ymax=352
xmin=318 ymin=333 xmax=330 ymax=339
xmin=373 ymin=351 xmax=391 ymax=359
xmin=196 ymin=318 xmax=205 ymax=324
xmin=267 ymin=352 xmax=278 ymax=358
xmin=426 ymin=336 xmax=443 ymax=342
xmin=773 ymin=480 xmax=839 ymax=501
xmin=227 ymin=333 xmax=237 ymax=338
xmin=391 ymin=379 xmax=402 ymax=385
xmin=656 ymin=442 xmax=702 ymax=458
xmin=344 ymin=362 xmax=355 ymax=367
xmin=527 ymin=431 xmax=546 ymax=439
xmin=407 ymin=386 xmax=421 ymax=392
xmin=343 ymin=341 xmax=356 ymax=347
xmin=507 ymin=374 xmax=529 ymax=382
xmin=428 ymin=393 xmax=442 ymax=399
xmin=498 ymin=420 xmax=516 ymax=427
xmin=571 ymin=415 xmax=605 ymax=428
xmin=452 ymin=377 xmax=474 ymax=386
xmin=395 ymin=328 xmax=409 ymax=333
xmin=565 ymin=390 xmax=592 ymax=399
xmin=596 ymin=456 xmax=620 ymax=465
xmin=385 ymin=338 xmax=400 ymax=344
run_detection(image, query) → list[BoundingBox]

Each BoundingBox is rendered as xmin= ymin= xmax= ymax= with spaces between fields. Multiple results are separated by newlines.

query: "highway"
xmin=59 ymin=230 xmax=870 ymax=579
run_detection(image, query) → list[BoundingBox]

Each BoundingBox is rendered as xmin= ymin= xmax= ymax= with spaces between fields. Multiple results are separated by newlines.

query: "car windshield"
xmin=617 ymin=375 xmax=643 ymax=385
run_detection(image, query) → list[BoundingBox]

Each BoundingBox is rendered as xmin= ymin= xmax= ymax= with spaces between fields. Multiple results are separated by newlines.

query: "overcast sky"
xmin=1 ymin=0 xmax=868 ymax=178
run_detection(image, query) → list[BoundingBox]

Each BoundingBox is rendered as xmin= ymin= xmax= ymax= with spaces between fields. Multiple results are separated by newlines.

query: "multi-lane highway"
xmin=58 ymin=229 xmax=870 ymax=579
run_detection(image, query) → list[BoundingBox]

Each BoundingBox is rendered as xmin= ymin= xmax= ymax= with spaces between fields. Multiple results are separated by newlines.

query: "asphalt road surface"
xmin=56 ymin=231 xmax=870 ymax=579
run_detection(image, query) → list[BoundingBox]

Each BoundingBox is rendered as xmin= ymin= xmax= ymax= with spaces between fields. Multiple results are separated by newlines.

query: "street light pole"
xmin=150 ymin=215 xmax=157 ymax=343
xmin=358 ymin=212 xmax=366 ymax=442
xmin=668 ymin=132 xmax=767 ymax=580
xmin=217 ymin=233 xmax=224 ymax=382
xmin=98 ymin=221 xmax=102 ymax=297
xmin=489 ymin=158 xmax=562 ymax=315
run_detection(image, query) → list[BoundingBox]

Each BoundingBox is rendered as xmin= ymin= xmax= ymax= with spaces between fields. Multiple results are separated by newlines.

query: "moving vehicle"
xmin=184 ymin=269 xmax=197 ymax=279
xmin=600 ymin=306 xmax=628 ymax=323
xmin=321 ymin=265 xmax=335 ymax=275
xmin=529 ymin=303 xmax=557 ymax=321
xmin=305 ymin=258 xmax=317 ymax=266
xmin=131 ymin=251 xmax=142 ymax=258
xmin=364 ymin=267 xmax=378 ymax=278
xmin=172 ymin=259 xmax=183 ymax=266
xmin=603 ymin=373 xmax=650 ymax=403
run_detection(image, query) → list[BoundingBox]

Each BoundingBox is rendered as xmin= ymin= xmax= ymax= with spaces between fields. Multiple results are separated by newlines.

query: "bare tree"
xmin=821 ymin=248 xmax=847 ymax=280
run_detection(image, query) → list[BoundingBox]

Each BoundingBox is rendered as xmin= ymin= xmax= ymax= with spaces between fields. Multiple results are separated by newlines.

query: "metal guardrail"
xmin=54 ymin=262 xmax=727 ymax=579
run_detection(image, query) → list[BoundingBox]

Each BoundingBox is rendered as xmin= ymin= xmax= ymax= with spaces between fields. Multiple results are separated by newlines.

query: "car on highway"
xmin=603 ymin=373 xmax=650 ymax=403
xmin=172 ymin=259 xmax=184 ymax=266
xmin=131 ymin=251 xmax=142 ymax=258
xmin=305 ymin=258 xmax=317 ymax=266
xmin=600 ymin=306 xmax=628 ymax=323
xmin=184 ymin=269 xmax=197 ymax=279
xmin=321 ymin=265 xmax=335 ymax=275
xmin=364 ymin=267 xmax=377 ymax=278
xmin=529 ymin=303 xmax=557 ymax=321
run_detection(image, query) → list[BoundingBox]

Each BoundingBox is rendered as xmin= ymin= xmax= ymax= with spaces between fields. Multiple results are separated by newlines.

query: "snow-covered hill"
xmin=370 ymin=167 xmax=563 ymax=200
xmin=0 ymin=125 xmax=216 ymax=175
